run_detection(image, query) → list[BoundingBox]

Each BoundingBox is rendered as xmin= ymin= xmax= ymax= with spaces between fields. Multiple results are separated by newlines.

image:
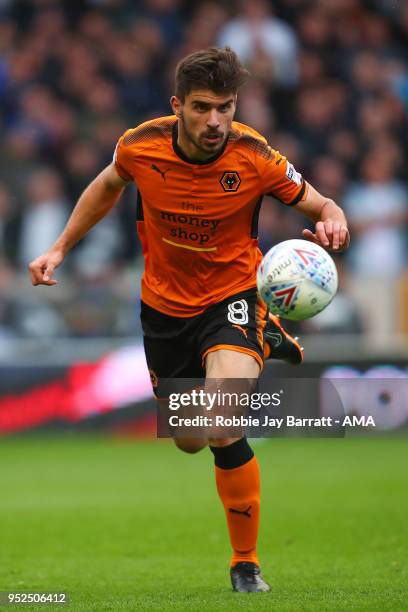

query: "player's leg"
xmin=205 ymin=348 xmax=270 ymax=593
xmin=142 ymin=298 xmax=268 ymax=592
xmin=141 ymin=301 xmax=208 ymax=452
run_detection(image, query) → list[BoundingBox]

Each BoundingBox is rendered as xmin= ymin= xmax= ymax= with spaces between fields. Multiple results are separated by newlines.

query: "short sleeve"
xmin=259 ymin=149 xmax=307 ymax=205
xmin=113 ymin=132 xmax=134 ymax=182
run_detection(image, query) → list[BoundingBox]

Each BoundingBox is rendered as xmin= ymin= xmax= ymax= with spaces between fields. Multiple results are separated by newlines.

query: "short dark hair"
xmin=175 ymin=47 xmax=250 ymax=101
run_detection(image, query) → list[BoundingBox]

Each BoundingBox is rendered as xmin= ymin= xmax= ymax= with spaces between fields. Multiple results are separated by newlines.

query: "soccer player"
xmin=29 ymin=47 xmax=350 ymax=593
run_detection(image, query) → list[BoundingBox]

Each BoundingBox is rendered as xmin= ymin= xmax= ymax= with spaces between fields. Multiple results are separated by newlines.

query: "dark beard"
xmin=180 ymin=113 xmax=225 ymax=156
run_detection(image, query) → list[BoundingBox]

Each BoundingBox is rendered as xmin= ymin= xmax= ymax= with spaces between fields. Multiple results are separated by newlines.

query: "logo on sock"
xmin=229 ymin=505 xmax=252 ymax=518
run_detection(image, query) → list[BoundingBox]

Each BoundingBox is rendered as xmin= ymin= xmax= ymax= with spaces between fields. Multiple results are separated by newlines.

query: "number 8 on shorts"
xmin=227 ymin=299 xmax=249 ymax=325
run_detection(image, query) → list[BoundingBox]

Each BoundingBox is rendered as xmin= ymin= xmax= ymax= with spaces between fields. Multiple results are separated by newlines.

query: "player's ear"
xmin=170 ymin=95 xmax=182 ymax=117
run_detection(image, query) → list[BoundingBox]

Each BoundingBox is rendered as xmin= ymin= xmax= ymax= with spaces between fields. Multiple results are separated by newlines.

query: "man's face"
xmin=171 ymin=89 xmax=237 ymax=160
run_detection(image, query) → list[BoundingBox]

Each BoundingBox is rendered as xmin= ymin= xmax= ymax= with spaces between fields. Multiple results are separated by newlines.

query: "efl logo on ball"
xmin=257 ymin=239 xmax=338 ymax=320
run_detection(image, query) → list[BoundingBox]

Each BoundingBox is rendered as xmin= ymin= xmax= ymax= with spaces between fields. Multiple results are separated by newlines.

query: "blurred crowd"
xmin=0 ymin=0 xmax=407 ymax=341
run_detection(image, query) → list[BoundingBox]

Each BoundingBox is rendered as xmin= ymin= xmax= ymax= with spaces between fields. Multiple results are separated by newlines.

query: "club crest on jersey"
xmin=220 ymin=171 xmax=241 ymax=192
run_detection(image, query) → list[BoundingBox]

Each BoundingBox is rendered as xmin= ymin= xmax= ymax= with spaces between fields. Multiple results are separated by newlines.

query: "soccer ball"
xmin=257 ymin=239 xmax=338 ymax=320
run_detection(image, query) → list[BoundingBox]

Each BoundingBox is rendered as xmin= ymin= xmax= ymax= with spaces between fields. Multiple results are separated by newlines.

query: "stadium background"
xmin=0 ymin=1 xmax=407 ymax=610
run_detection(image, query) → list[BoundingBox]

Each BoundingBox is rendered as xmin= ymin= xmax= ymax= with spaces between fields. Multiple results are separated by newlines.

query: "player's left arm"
xmin=257 ymin=144 xmax=350 ymax=251
xmin=295 ymin=183 xmax=350 ymax=252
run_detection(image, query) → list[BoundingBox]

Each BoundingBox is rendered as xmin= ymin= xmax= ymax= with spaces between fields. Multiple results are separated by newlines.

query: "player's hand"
xmin=302 ymin=221 xmax=350 ymax=252
xmin=28 ymin=249 xmax=65 ymax=286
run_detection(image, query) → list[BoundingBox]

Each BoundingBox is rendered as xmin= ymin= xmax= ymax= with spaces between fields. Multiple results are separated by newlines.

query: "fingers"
xmin=43 ymin=265 xmax=56 ymax=283
xmin=301 ymin=228 xmax=318 ymax=243
xmin=302 ymin=222 xmax=350 ymax=251
xmin=339 ymin=226 xmax=350 ymax=250
xmin=28 ymin=259 xmax=58 ymax=286
xmin=331 ymin=222 xmax=350 ymax=251
xmin=315 ymin=221 xmax=331 ymax=248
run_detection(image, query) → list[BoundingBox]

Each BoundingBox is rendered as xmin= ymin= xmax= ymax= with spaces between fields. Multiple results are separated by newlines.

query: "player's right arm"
xmin=29 ymin=163 xmax=129 ymax=286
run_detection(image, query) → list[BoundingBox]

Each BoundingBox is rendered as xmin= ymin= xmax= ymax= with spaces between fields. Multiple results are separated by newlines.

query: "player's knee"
xmin=173 ymin=437 xmax=207 ymax=454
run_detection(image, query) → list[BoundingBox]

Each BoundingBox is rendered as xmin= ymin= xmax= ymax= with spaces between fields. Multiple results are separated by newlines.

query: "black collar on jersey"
xmin=172 ymin=122 xmax=229 ymax=165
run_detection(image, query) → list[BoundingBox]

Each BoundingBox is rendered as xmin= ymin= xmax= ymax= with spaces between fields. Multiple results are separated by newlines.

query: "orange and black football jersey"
xmin=114 ymin=115 xmax=308 ymax=317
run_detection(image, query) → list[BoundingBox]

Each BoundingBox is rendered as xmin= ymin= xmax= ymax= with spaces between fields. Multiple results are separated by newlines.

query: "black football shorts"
xmin=141 ymin=288 xmax=267 ymax=395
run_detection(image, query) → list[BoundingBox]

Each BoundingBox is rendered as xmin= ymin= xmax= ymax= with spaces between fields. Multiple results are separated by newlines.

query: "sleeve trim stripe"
xmin=287 ymin=180 xmax=306 ymax=206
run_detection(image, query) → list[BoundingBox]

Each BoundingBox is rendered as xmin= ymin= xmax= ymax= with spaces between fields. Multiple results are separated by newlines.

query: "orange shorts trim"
xmin=202 ymin=344 xmax=264 ymax=372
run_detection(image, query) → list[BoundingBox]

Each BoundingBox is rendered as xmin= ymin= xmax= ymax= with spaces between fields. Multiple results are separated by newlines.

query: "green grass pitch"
xmin=0 ymin=435 xmax=407 ymax=611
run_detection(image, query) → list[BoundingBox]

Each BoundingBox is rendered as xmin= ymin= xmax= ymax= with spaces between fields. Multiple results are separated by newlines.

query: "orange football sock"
xmin=211 ymin=439 xmax=260 ymax=567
